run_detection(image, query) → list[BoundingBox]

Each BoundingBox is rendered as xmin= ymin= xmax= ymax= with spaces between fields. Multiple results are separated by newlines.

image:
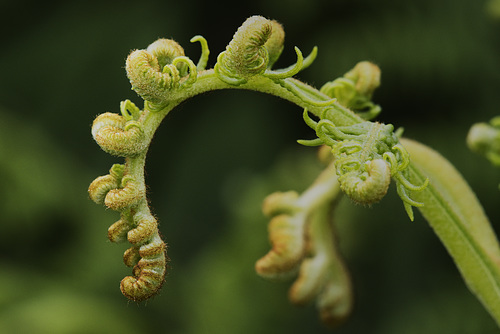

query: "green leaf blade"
xmin=402 ymin=138 xmax=500 ymax=326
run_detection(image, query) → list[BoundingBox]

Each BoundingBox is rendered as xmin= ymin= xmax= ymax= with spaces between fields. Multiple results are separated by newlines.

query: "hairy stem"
xmin=149 ymin=69 xmax=364 ymax=127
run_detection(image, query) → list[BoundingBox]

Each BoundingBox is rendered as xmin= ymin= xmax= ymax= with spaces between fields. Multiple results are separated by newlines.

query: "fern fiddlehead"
xmin=299 ymin=108 xmax=428 ymax=220
xmin=89 ymin=15 xmax=430 ymax=323
xmin=256 ymin=158 xmax=353 ymax=326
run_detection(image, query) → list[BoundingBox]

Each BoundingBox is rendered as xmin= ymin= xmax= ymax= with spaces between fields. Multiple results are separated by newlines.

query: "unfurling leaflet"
xmin=107 ymin=210 xmax=167 ymax=302
xmin=300 ymin=107 xmax=428 ymax=220
xmin=256 ymin=156 xmax=353 ymax=326
xmin=104 ymin=175 xmax=142 ymax=211
xmin=126 ymin=38 xmax=197 ymax=106
xmin=120 ymin=213 xmax=167 ymax=302
xmin=264 ymin=20 xmax=285 ymax=68
xmin=289 ymin=199 xmax=353 ymax=327
xmin=256 ymin=190 xmax=306 ymax=279
xmin=91 ymin=111 xmax=147 ymax=157
xmin=215 ymin=16 xmax=274 ymax=84
xmin=88 ymin=163 xmax=124 ymax=204
xmin=320 ymin=61 xmax=381 ymax=120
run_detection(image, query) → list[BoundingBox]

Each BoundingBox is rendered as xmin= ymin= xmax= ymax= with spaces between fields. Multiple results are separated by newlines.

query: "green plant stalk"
xmin=127 ymin=71 xmax=365 ymax=195
xmin=402 ymin=138 xmax=500 ymax=325
xmin=129 ymin=70 xmax=365 ymax=203
xmin=141 ymin=70 xmax=363 ymax=135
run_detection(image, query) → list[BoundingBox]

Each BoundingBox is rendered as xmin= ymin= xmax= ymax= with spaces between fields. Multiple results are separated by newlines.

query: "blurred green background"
xmin=1 ymin=0 xmax=500 ymax=333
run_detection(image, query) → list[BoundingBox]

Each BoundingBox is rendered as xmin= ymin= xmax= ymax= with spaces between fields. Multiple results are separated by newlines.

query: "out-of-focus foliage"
xmin=489 ymin=0 xmax=500 ymax=18
xmin=1 ymin=0 xmax=500 ymax=333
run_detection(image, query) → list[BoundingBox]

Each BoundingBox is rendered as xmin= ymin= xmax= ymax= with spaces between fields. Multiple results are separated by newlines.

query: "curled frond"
xmin=337 ymin=159 xmax=391 ymax=205
xmin=104 ymin=175 xmax=143 ymax=210
xmin=317 ymin=279 xmax=353 ymax=327
xmin=300 ymin=46 xmax=318 ymax=72
xmin=91 ymin=112 xmax=126 ymax=140
xmin=316 ymin=120 xmax=342 ymax=147
xmin=302 ymin=110 xmax=376 ymax=146
xmin=262 ymin=190 xmax=299 ymax=216
xmin=88 ymin=175 xmax=118 ymax=204
xmin=302 ymin=108 xmax=319 ymax=129
xmin=344 ymin=61 xmax=381 ymax=97
xmin=120 ymin=260 xmax=166 ymax=302
xmin=264 ymin=46 xmax=303 ymax=80
xmin=321 ymin=79 xmax=355 ymax=106
xmin=214 ymin=52 xmax=248 ymax=85
xmin=226 ymin=16 xmax=271 ymax=75
xmin=123 ymin=246 xmax=141 ymax=267
xmin=300 ymin=109 xmax=427 ymax=216
xmin=265 ymin=46 xmax=318 ymax=80
xmin=128 ymin=213 xmax=158 ymax=245
xmin=88 ymin=164 xmax=124 ymax=204
xmin=289 ymin=256 xmax=326 ymax=305
xmin=190 ymin=35 xmax=210 ymax=71
xmin=257 ymin=161 xmax=349 ymax=325
xmin=256 ymin=161 xmax=343 ymax=282
xmin=126 ymin=39 xmax=193 ymax=104
xmin=120 ymin=100 xmax=141 ymax=121
xmin=146 ymin=38 xmax=186 ymax=75
xmin=139 ymin=236 xmax=167 ymax=259
xmin=320 ymin=61 xmax=381 ymax=120
xmin=255 ymin=214 xmax=307 ymax=280
xmin=395 ymin=171 xmax=429 ymax=192
xmin=120 ymin=232 xmax=167 ymax=302
xmin=214 ymin=16 xmax=313 ymax=85
xmin=126 ymin=50 xmax=171 ymax=103
xmin=92 ymin=113 xmax=147 ymax=156
xmin=161 ymin=63 xmax=181 ymax=88
xmin=288 ymin=203 xmax=353 ymax=327
xmin=172 ymin=56 xmax=198 ymax=87
xmin=383 ymin=145 xmax=429 ymax=220
xmin=264 ymin=19 xmax=285 ymax=68
xmin=115 ymin=212 xmax=168 ymax=302
xmin=214 ymin=16 xmax=273 ymax=85
xmin=319 ymin=119 xmax=369 ymax=142
xmin=108 ymin=215 xmax=133 ymax=243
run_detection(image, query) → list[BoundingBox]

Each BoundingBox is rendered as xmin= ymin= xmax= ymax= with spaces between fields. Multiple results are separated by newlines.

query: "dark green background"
xmin=1 ymin=0 xmax=500 ymax=333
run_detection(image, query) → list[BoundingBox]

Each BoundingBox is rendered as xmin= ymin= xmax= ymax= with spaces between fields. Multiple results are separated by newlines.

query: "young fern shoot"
xmin=89 ymin=15 xmax=500 ymax=327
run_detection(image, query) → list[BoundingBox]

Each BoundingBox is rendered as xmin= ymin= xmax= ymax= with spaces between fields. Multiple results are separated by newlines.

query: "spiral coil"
xmin=126 ymin=39 xmax=197 ymax=105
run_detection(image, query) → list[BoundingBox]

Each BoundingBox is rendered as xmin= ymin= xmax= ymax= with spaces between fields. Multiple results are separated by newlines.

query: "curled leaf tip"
xmin=104 ymin=175 xmax=143 ymax=211
xmin=126 ymin=38 xmax=197 ymax=104
xmin=120 ymin=214 xmax=168 ymax=302
xmin=214 ymin=16 xmax=272 ymax=85
xmin=264 ymin=46 xmax=303 ymax=80
xmin=88 ymin=164 xmax=124 ymax=204
xmin=265 ymin=19 xmax=285 ymax=68
xmin=302 ymin=112 xmax=427 ymax=216
xmin=321 ymin=61 xmax=382 ymax=120
xmin=338 ymin=159 xmax=391 ymax=205
xmin=92 ymin=112 xmax=147 ymax=157
xmin=146 ymin=38 xmax=186 ymax=71
xmin=190 ymin=35 xmax=210 ymax=70
xmin=344 ymin=61 xmax=381 ymax=97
